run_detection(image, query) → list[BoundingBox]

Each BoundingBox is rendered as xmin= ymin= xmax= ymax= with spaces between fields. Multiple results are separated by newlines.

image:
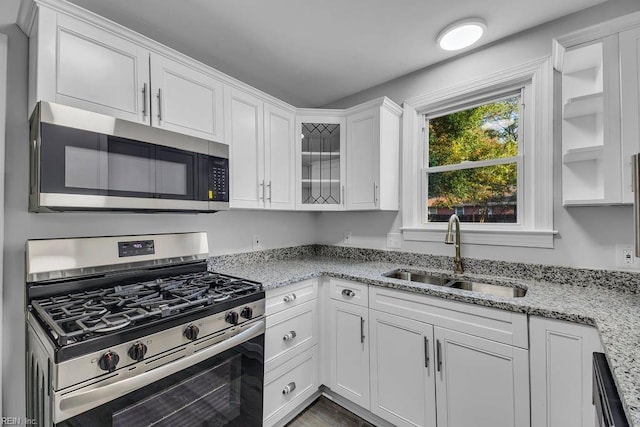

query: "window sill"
xmin=401 ymin=227 xmax=557 ymax=248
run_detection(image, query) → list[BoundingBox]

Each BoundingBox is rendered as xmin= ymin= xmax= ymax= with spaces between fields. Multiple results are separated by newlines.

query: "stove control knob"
xmin=184 ymin=324 xmax=200 ymax=341
xmin=225 ymin=311 xmax=239 ymax=325
xmin=240 ymin=306 xmax=253 ymax=319
xmin=98 ymin=351 xmax=120 ymax=373
xmin=128 ymin=342 xmax=148 ymax=361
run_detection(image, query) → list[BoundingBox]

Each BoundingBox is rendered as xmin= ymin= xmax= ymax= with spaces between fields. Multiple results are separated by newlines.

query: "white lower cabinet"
xmin=327 ymin=299 xmax=370 ymax=409
xmin=369 ymin=309 xmax=436 ymax=427
xmin=263 ymin=345 xmax=319 ymax=427
xmin=434 ymin=326 xmax=530 ymax=427
xmin=529 ymin=316 xmax=603 ymax=427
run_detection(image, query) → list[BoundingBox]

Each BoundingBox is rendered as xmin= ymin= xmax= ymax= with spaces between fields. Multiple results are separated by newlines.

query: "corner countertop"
xmin=212 ymin=255 xmax=640 ymax=426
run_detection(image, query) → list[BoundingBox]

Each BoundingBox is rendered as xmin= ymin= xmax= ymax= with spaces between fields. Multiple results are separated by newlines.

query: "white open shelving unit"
xmin=561 ymin=42 xmax=606 ymax=205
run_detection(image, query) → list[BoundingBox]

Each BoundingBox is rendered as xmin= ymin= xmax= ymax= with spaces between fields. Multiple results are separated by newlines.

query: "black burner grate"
xmin=31 ymin=272 xmax=262 ymax=345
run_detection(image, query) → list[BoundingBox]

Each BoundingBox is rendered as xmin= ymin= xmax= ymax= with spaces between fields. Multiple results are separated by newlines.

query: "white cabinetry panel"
xmin=347 ymin=110 xmax=378 ymax=209
xmin=150 ymin=53 xmax=224 ymax=141
xmin=264 ymin=103 xmax=295 ymax=210
xmin=530 ymin=316 xmax=602 ymax=427
xmin=620 ymin=26 xmax=640 ymax=204
xmin=434 ymin=327 xmax=530 ymax=427
xmin=328 ymin=299 xmax=370 ymax=409
xmin=226 ymin=87 xmax=264 ymax=209
xmin=369 ymin=309 xmax=436 ymax=427
xmin=54 ymin=13 xmax=149 ymax=124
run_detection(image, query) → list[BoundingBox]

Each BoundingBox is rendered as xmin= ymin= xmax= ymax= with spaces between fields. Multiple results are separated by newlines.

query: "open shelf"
xmin=563 ymin=92 xmax=604 ymax=118
xmin=301 ymin=151 xmax=341 ymax=156
xmin=562 ymin=145 xmax=603 ymax=163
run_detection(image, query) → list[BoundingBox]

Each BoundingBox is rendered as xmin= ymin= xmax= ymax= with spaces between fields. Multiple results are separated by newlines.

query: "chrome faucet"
xmin=445 ymin=214 xmax=463 ymax=274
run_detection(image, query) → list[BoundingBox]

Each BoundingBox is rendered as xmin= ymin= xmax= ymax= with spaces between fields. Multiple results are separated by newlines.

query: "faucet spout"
xmin=444 ymin=214 xmax=463 ymax=274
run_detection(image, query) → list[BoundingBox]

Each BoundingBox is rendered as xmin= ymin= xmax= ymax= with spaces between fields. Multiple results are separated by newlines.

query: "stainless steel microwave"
xmin=29 ymin=101 xmax=229 ymax=212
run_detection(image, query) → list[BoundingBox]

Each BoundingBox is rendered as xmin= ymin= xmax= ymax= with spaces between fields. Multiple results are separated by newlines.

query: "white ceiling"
xmin=32 ymin=0 xmax=608 ymax=106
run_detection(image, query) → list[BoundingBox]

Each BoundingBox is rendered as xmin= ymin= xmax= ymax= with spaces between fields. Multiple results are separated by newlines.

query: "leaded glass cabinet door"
xmin=295 ymin=115 xmax=346 ymax=210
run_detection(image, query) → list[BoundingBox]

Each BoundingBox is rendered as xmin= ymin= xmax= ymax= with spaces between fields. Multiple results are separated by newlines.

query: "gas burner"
xmin=30 ymin=271 xmax=262 ymax=346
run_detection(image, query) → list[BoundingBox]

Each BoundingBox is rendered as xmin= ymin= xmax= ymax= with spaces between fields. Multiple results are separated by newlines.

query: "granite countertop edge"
xmin=211 ymin=257 xmax=640 ymax=426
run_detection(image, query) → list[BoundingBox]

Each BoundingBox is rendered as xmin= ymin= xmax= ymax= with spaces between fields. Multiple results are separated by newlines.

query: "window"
xmin=401 ymin=59 xmax=556 ymax=248
xmin=426 ymin=94 xmax=521 ymax=224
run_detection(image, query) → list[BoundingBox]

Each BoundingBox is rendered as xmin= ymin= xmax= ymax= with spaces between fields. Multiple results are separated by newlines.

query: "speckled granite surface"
xmin=209 ymin=247 xmax=640 ymax=426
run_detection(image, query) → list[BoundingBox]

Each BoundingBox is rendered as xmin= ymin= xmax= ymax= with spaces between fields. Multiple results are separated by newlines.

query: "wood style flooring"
xmin=286 ymin=396 xmax=376 ymax=427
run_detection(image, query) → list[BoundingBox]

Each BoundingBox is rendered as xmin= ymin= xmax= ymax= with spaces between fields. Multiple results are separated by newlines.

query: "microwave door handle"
xmin=58 ymin=319 xmax=264 ymax=418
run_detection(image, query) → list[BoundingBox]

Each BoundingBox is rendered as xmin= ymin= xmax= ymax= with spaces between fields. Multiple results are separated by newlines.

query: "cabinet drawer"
xmin=263 ymin=345 xmax=319 ymax=426
xmin=265 ymin=300 xmax=317 ymax=372
xmin=329 ymin=278 xmax=368 ymax=307
xmin=266 ymin=279 xmax=318 ymax=315
xmin=369 ymin=286 xmax=528 ymax=348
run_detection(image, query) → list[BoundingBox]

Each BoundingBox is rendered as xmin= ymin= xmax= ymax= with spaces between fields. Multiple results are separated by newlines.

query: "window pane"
xmin=427 ymin=163 xmax=517 ymax=223
xmin=428 ymin=96 xmax=519 ymax=167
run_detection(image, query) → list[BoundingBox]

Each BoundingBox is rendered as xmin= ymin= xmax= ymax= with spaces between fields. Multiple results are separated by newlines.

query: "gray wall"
xmin=317 ymin=0 xmax=640 ymax=271
xmin=0 ymin=23 xmax=316 ymax=418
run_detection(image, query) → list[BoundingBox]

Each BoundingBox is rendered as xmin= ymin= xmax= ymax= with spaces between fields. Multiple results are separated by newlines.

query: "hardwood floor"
xmin=286 ymin=396 xmax=375 ymax=427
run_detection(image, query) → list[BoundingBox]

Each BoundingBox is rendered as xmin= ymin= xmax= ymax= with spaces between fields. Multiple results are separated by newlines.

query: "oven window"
xmin=56 ymin=334 xmax=264 ymax=427
xmin=113 ymin=355 xmax=241 ymax=426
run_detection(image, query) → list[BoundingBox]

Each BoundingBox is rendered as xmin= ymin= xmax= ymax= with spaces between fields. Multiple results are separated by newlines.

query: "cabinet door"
xmin=620 ymin=27 xmax=640 ymax=203
xmin=346 ymin=108 xmax=379 ymax=210
xmin=264 ymin=103 xmax=295 ymax=210
xmin=327 ymin=299 xmax=369 ymax=409
xmin=53 ymin=14 xmax=149 ymax=124
xmin=296 ymin=115 xmax=346 ymax=211
xmin=529 ymin=317 xmax=602 ymax=427
xmin=150 ymin=53 xmax=224 ymax=142
xmin=369 ymin=310 xmax=436 ymax=427
xmin=226 ymin=87 xmax=264 ymax=209
xmin=435 ymin=327 xmax=530 ymax=427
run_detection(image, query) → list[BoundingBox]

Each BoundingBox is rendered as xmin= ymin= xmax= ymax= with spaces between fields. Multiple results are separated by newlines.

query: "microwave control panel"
xmin=209 ymin=157 xmax=228 ymax=202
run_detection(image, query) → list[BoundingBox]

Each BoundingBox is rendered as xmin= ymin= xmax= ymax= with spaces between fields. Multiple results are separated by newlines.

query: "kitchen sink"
xmin=448 ymin=281 xmax=527 ymax=298
xmin=383 ymin=270 xmax=527 ymax=298
xmin=383 ymin=270 xmax=449 ymax=286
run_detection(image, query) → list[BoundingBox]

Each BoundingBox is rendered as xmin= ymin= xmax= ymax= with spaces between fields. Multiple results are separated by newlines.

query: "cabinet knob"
xmin=282 ymin=382 xmax=296 ymax=395
xmin=283 ymin=293 xmax=297 ymax=303
xmin=283 ymin=331 xmax=297 ymax=342
xmin=342 ymin=289 xmax=355 ymax=298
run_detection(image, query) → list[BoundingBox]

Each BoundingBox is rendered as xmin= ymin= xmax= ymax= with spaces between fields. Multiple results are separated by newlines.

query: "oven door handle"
xmin=58 ymin=319 xmax=264 ymax=418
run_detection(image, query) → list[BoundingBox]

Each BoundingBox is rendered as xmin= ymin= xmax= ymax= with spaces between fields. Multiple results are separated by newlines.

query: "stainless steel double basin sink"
xmin=383 ymin=270 xmax=527 ymax=298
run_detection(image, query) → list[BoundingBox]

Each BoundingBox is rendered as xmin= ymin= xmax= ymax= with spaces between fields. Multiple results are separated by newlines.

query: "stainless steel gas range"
xmin=25 ymin=232 xmax=265 ymax=427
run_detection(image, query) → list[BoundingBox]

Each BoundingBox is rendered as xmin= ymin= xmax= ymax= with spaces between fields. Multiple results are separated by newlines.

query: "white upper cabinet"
xmin=264 ymin=103 xmax=296 ymax=210
xmin=34 ymin=9 xmax=150 ymax=124
xmin=620 ymin=26 xmax=640 ymax=204
xmin=226 ymin=86 xmax=296 ymax=210
xmin=150 ymin=53 xmax=224 ymax=142
xmin=346 ymin=98 xmax=401 ymax=211
xmin=226 ymin=87 xmax=264 ymax=209
xmin=28 ymin=4 xmax=225 ymax=143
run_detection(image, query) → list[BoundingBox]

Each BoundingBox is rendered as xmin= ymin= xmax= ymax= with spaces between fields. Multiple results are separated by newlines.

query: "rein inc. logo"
xmin=1 ymin=418 xmax=37 ymax=425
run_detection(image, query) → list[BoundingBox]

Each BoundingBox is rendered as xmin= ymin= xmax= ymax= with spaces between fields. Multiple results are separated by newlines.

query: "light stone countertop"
xmin=211 ymin=255 xmax=640 ymax=426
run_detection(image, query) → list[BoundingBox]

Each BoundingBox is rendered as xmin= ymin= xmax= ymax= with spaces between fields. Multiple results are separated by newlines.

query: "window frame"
xmin=423 ymin=89 xmax=524 ymax=227
xmin=401 ymin=57 xmax=556 ymax=248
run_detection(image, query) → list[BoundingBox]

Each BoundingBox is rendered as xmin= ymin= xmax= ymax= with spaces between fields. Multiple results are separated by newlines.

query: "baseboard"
xmin=271 ymin=390 xmax=322 ymax=427
xmin=319 ymin=386 xmax=395 ymax=427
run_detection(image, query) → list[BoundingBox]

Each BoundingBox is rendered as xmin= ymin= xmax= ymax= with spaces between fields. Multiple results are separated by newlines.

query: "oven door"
xmin=56 ymin=325 xmax=264 ymax=427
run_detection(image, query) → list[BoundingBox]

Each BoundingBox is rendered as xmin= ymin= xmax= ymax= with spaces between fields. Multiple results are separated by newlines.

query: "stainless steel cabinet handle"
xmin=360 ymin=317 xmax=365 ymax=343
xmin=283 ymin=293 xmax=297 ymax=303
xmin=142 ymin=83 xmax=148 ymax=118
xmin=374 ymin=182 xmax=379 ymax=205
xmin=282 ymin=382 xmax=296 ymax=395
xmin=157 ymin=88 xmax=163 ymax=121
xmin=342 ymin=289 xmax=355 ymax=298
xmin=341 ymin=185 xmax=345 ymax=204
xmin=259 ymin=180 xmax=265 ymax=201
xmin=424 ymin=337 xmax=430 ymax=368
xmin=283 ymin=331 xmax=297 ymax=342
xmin=267 ymin=181 xmax=272 ymax=202
xmin=436 ymin=339 xmax=442 ymax=372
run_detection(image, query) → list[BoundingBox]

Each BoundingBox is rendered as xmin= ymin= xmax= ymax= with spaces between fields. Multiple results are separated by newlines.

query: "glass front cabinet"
xmin=295 ymin=114 xmax=347 ymax=210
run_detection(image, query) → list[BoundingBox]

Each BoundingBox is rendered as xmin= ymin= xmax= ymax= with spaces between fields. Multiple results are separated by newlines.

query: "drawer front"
xmin=263 ymin=345 xmax=319 ymax=425
xmin=329 ymin=278 xmax=368 ymax=307
xmin=266 ymin=279 xmax=318 ymax=315
xmin=369 ymin=286 xmax=528 ymax=348
xmin=265 ymin=300 xmax=317 ymax=372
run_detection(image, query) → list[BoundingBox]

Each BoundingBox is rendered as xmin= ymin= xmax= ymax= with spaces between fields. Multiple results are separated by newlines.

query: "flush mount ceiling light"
xmin=437 ymin=18 xmax=487 ymax=51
